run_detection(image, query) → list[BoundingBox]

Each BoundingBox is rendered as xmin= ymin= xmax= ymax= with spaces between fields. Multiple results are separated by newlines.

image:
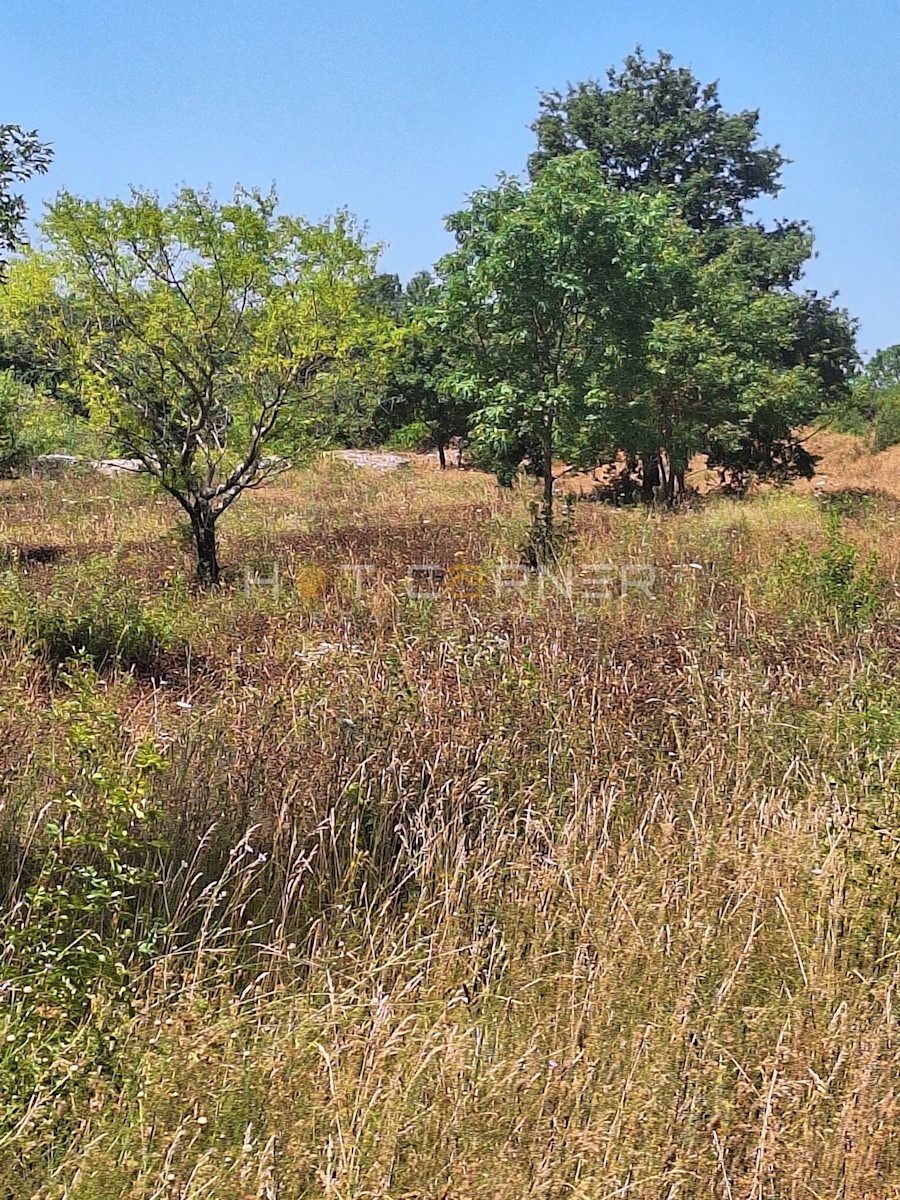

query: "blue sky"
xmin=4 ymin=0 xmax=897 ymax=356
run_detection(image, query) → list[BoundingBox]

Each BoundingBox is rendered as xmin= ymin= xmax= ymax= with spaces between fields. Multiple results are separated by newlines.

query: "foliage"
xmin=529 ymin=46 xmax=786 ymax=231
xmin=618 ymin=247 xmax=826 ymax=500
xmin=772 ymin=509 xmax=885 ymax=627
xmin=700 ymin=260 xmax=857 ymax=484
xmin=528 ymin=48 xmax=859 ymax=483
xmin=1 ymin=664 xmax=167 ymax=1149
xmin=0 ymin=368 xmax=27 ymax=474
xmin=859 ymin=347 xmax=900 ymax=449
xmin=360 ymin=270 xmax=405 ymax=319
xmin=0 ymin=369 xmax=102 ymax=471
xmin=383 ymin=418 xmax=432 ymax=451
xmin=680 ymin=226 xmax=857 ymax=481
xmin=382 ymin=310 xmax=472 ymax=464
xmin=329 ymin=271 xmax=448 ymax=449
xmin=864 ymin=343 xmax=900 ymax=391
xmin=0 ymin=125 xmax=53 ymax=391
xmin=436 ymin=153 xmax=696 ymax=527
xmin=0 ymin=564 xmax=186 ymax=675
xmin=0 ymin=125 xmax=52 ymax=269
xmin=435 ymin=152 xmax=841 ymax=512
xmin=0 ymin=187 xmax=389 ymax=583
xmin=832 ymin=346 xmax=900 ymax=447
xmin=873 ymin=386 xmax=900 ymax=451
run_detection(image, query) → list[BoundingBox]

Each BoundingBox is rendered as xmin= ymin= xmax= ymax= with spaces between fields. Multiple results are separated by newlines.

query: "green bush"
xmin=873 ymin=387 xmax=900 ymax=451
xmin=773 ymin=510 xmax=885 ymax=628
xmin=830 ymin=381 xmax=900 ymax=450
xmin=0 ymin=370 xmax=103 ymax=473
xmin=1 ymin=664 xmax=168 ymax=1149
xmin=0 ymin=565 xmax=186 ymax=675
xmin=383 ymin=419 xmax=432 ymax=452
xmin=0 ymin=370 xmax=27 ymax=475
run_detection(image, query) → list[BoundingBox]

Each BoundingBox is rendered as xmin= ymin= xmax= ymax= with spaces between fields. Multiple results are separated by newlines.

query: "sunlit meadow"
xmin=2 ymin=445 xmax=900 ymax=1198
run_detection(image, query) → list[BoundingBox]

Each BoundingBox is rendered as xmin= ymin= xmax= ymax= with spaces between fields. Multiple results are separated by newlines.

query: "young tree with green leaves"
xmin=436 ymin=153 xmax=696 ymax=529
xmin=1 ymin=187 xmax=385 ymax=584
xmin=373 ymin=273 xmax=471 ymax=467
xmin=381 ymin=321 xmax=470 ymax=467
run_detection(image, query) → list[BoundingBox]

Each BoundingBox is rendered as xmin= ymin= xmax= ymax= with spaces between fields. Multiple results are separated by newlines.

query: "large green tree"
xmin=1 ymin=187 xmax=385 ymax=584
xmin=630 ymin=250 xmax=826 ymax=500
xmin=436 ymin=153 xmax=852 ymax=513
xmin=528 ymin=49 xmax=858 ymax=488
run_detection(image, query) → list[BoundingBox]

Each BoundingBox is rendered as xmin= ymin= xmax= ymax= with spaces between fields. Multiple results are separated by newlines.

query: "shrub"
xmin=873 ymin=386 xmax=900 ymax=451
xmin=1 ymin=664 xmax=168 ymax=1152
xmin=383 ymin=419 xmax=432 ymax=452
xmin=829 ymin=379 xmax=880 ymax=436
xmin=0 ymin=565 xmax=186 ymax=676
xmin=773 ymin=510 xmax=886 ymax=627
xmin=830 ymin=381 xmax=900 ymax=451
xmin=0 ymin=371 xmax=103 ymax=475
xmin=0 ymin=370 xmax=27 ymax=475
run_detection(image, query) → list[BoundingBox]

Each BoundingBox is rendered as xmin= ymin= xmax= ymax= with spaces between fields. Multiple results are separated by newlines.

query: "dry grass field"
xmin=1 ymin=437 xmax=900 ymax=1199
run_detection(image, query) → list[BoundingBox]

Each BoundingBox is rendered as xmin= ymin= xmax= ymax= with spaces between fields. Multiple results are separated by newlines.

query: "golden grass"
xmin=797 ymin=428 xmax=900 ymax=499
xmin=1 ymin=451 xmax=900 ymax=1198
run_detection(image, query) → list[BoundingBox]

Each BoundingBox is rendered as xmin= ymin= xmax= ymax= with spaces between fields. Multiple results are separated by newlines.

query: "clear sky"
xmin=4 ymin=0 xmax=897 ymax=356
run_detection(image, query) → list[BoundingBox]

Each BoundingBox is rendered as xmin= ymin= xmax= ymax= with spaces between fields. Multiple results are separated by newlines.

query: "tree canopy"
xmin=434 ymin=150 xmax=860 ymax=516
xmin=0 ymin=186 xmax=387 ymax=583
xmin=0 ymin=125 xmax=53 ymax=383
xmin=0 ymin=55 xmax=873 ymax=526
xmin=370 ymin=272 xmax=471 ymax=466
xmin=525 ymin=48 xmax=858 ymax=486
xmin=0 ymin=125 xmax=52 ymax=268
xmin=864 ymin=345 xmax=900 ymax=392
xmin=529 ymin=48 xmax=785 ymax=232
xmin=436 ymin=154 xmax=697 ymax=523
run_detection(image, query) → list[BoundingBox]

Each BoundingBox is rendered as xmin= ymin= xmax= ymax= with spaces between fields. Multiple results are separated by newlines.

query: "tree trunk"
xmin=541 ymin=424 xmax=554 ymax=538
xmin=652 ymin=453 xmax=668 ymax=506
xmin=673 ymin=466 xmax=686 ymax=506
xmin=437 ymin=439 xmax=447 ymax=470
xmin=663 ymin=454 xmax=686 ymax=508
xmin=641 ymin=453 xmax=660 ymax=502
xmin=191 ymin=505 xmax=220 ymax=587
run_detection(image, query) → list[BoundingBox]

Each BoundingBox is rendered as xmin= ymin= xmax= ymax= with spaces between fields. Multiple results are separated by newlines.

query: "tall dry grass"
xmin=1 ymin=454 xmax=900 ymax=1198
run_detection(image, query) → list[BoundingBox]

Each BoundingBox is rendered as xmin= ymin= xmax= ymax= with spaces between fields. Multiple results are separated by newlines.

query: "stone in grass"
xmin=29 ymin=455 xmax=145 ymax=478
xmin=332 ymin=449 xmax=411 ymax=473
xmin=29 ymin=454 xmax=81 ymax=477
